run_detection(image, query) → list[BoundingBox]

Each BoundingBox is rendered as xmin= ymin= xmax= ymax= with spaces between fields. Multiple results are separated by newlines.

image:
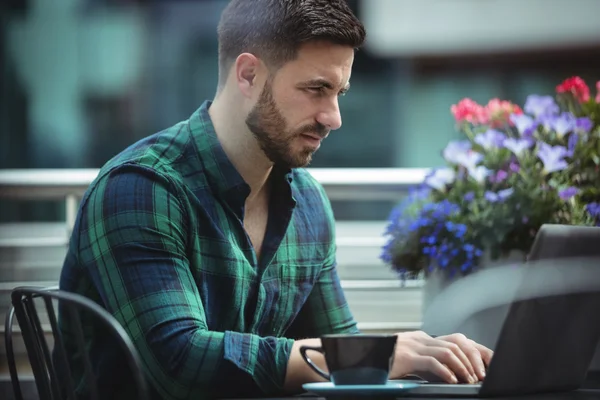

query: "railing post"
xmin=65 ymin=194 xmax=78 ymax=237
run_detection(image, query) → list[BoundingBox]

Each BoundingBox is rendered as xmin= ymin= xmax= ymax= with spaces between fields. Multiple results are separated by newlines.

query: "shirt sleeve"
xmin=77 ymin=165 xmax=293 ymax=399
xmin=285 ymin=182 xmax=360 ymax=339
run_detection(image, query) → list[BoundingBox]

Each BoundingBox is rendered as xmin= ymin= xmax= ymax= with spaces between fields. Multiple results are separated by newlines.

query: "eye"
xmin=307 ymin=87 xmax=326 ymax=95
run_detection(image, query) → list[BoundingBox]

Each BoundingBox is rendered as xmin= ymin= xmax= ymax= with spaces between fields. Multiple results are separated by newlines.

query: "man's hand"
xmin=436 ymin=333 xmax=492 ymax=382
xmin=390 ymin=331 xmax=493 ymax=384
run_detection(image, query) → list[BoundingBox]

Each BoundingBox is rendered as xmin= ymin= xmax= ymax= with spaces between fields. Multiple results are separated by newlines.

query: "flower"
xmin=474 ymin=129 xmax=506 ymax=150
xmin=551 ymin=112 xmax=576 ymax=138
xmin=524 ymin=95 xmax=559 ymax=118
xmin=442 ymin=140 xmax=471 ymax=164
xmin=567 ymin=134 xmax=579 ymax=156
xmin=424 ymin=168 xmax=456 ymax=191
xmin=537 ymin=143 xmax=569 ymax=173
xmin=442 ymin=140 xmax=484 ymax=171
xmin=575 ymin=118 xmax=593 ymax=134
xmin=489 ymin=170 xmax=508 ymax=183
xmin=468 ymin=166 xmax=491 ymax=183
xmin=484 ymin=188 xmax=514 ymax=202
xmin=559 ymin=187 xmax=579 ymax=200
xmin=485 ymin=99 xmax=523 ymax=127
xmin=596 ymin=81 xmax=600 ymax=103
xmin=556 ymin=76 xmax=590 ymax=103
xmin=451 ymin=99 xmax=488 ymax=125
xmin=382 ymin=76 xmax=600 ymax=280
xmin=510 ymin=114 xmax=537 ymax=138
xmin=587 ymin=203 xmax=600 ymax=222
xmin=503 ymin=138 xmax=533 ymax=157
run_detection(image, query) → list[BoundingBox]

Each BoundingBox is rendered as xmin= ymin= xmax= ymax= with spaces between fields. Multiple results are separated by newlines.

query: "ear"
xmin=235 ymin=53 xmax=261 ymax=98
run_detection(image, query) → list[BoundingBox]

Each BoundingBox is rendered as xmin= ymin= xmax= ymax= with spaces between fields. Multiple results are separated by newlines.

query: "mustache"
xmin=296 ymin=123 xmax=330 ymax=139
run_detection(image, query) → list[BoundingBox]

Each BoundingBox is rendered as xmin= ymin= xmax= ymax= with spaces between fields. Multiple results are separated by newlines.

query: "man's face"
xmin=245 ymin=41 xmax=354 ymax=168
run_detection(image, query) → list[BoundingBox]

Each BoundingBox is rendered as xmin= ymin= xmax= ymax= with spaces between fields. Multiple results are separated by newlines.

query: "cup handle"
xmin=299 ymin=345 xmax=330 ymax=381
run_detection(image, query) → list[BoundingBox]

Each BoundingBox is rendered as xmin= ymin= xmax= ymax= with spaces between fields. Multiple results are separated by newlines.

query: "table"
xmin=225 ymin=389 xmax=600 ymax=400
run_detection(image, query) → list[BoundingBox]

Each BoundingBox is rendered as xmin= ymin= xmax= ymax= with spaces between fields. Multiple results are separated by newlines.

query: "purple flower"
xmin=474 ymin=129 xmax=506 ymax=150
xmin=559 ymin=187 xmax=579 ymax=200
xmin=538 ymin=114 xmax=555 ymax=132
xmin=587 ymin=203 xmax=600 ymax=218
xmin=568 ymin=134 xmax=579 ymax=156
xmin=425 ymin=168 xmax=456 ymax=191
xmin=464 ymin=152 xmax=483 ymax=167
xmin=510 ymin=114 xmax=538 ymax=138
xmin=443 ymin=140 xmax=471 ymax=164
xmin=455 ymin=151 xmax=484 ymax=171
xmin=489 ymin=170 xmax=508 ymax=183
xmin=537 ymin=142 xmax=569 ymax=173
xmin=551 ymin=112 xmax=576 ymax=138
xmin=484 ymin=188 xmax=514 ymax=202
xmin=509 ymin=162 xmax=521 ymax=173
xmin=575 ymin=117 xmax=593 ymax=134
xmin=464 ymin=191 xmax=475 ymax=202
xmin=522 ymin=216 xmax=529 ymax=224
xmin=503 ymin=137 xmax=533 ymax=157
xmin=524 ymin=95 xmax=559 ymax=118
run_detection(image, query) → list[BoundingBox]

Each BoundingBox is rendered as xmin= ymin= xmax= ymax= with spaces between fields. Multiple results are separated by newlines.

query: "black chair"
xmin=5 ymin=286 xmax=149 ymax=400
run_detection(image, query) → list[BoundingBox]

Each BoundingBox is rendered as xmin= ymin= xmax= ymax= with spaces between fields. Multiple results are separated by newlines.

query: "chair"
xmin=4 ymin=286 xmax=149 ymax=400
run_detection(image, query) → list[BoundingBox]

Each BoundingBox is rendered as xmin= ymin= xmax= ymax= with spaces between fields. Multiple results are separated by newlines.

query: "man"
xmin=57 ymin=0 xmax=492 ymax=398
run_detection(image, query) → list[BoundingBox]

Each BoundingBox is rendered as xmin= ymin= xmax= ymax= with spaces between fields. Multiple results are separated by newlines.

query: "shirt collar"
xmin=189 ymin=100 xmax=295 ymax=212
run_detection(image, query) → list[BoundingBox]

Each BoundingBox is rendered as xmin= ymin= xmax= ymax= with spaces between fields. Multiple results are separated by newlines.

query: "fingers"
xmin=412 ymin=355 xmax=458 ymax=384
xmin=393 ymin=331 xmax=494 ymax=384
xmin=432 ymin=340 xmax=477 ymax=383
xmin=419 ymin=345 xmax=473 ymax=383
xmin=437 ymin=334 xmax=494 ymax=381
xmin=472 ymin=340 xmax=494 ymax=370
xmin=453 ymin=337 xmax=492 ymax=381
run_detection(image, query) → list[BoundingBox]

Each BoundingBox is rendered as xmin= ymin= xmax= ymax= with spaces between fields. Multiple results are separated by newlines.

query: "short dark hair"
xmin=216 ymin=0 xmax=366 ymax=89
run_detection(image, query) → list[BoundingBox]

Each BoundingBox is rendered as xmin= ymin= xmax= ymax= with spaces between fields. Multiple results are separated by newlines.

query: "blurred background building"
xmin=2 ymin=0 xmax=600 ymax=222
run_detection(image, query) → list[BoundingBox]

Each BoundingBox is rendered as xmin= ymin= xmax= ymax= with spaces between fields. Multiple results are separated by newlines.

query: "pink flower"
xmin=485 ymin=98 xmax=523 ymax=127
xmin=556 ymin=76 xmax=590 ymax=103
xmin=451 ymin=98 xmax=488 ymax=125
xmin=596 ymin=81 xmax=600 ymax=103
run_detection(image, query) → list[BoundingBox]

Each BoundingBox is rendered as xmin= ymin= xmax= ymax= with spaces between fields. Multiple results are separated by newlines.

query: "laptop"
xmin=405 ymin=224 xmax=600 ymax=397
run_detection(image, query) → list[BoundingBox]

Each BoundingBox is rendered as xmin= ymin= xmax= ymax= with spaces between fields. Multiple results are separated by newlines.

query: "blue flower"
xmin=484 ymin=188 xmax=514 ymax=202
xmin=463 ymin=191 xmax=475 ymax=202
xmin=586 ymin=203 xmax=600 ymax=220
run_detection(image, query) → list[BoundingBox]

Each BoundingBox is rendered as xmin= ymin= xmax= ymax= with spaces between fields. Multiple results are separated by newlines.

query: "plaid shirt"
xmin=57 ymin=100 xmax=359 ymax=399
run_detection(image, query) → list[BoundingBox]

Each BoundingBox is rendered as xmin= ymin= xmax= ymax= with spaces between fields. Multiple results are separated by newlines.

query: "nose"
xmin=316 ymin=98 xmax=342 ymax=131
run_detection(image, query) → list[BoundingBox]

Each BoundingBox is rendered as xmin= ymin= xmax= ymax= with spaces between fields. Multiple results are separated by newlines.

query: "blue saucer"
xmin=302 ymin=381 xmax=421 ymax=397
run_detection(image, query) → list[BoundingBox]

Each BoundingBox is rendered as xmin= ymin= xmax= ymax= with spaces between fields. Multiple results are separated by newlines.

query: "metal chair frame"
xmin=5 ymin=286 xmax=149 ymax=400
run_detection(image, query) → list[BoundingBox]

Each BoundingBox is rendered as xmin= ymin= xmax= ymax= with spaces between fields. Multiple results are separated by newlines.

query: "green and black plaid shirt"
xmin=57 ymin=100 xmax=359 ymax=399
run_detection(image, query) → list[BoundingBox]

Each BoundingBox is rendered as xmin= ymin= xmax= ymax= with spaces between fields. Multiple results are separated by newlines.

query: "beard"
xmin=245 ymin=79 xmax=329 ymax=169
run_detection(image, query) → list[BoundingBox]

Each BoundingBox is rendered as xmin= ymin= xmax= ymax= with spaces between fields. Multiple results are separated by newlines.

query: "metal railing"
xmin=0 ymin=168 xmax=429 ymax=231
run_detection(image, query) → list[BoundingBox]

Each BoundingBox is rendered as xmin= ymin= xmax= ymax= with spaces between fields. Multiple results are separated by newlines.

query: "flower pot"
xmin=422 ymin=250 xmax=526 ymax=315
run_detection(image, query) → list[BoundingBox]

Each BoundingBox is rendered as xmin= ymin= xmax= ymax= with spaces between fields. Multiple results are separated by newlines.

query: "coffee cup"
xmin=299 ymin=334 xmax=397 ymax=385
